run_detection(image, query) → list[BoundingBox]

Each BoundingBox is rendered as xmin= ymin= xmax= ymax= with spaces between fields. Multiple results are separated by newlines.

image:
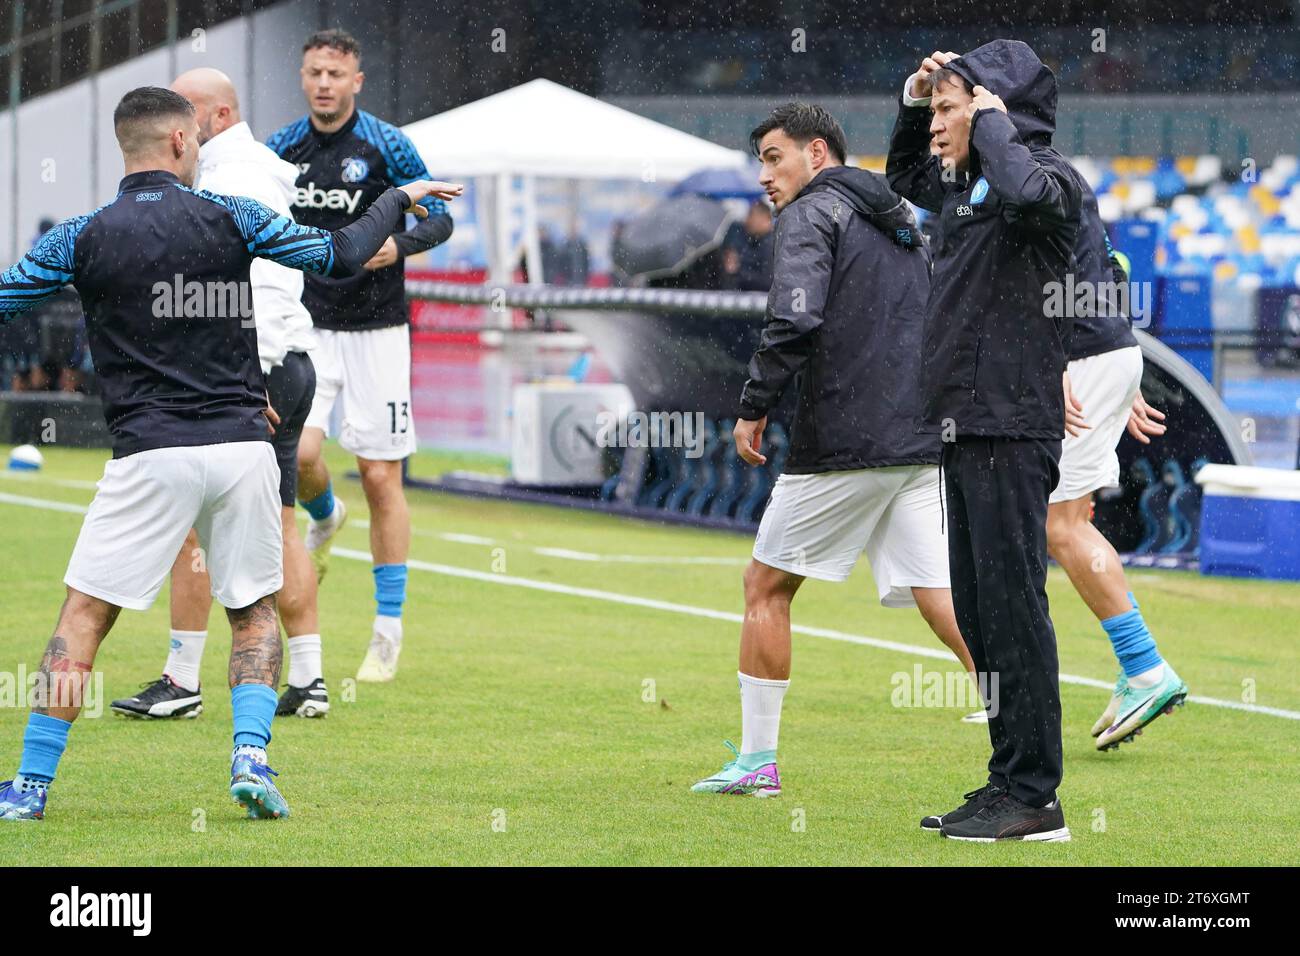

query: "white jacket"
xmin=196 ymin=121 xmax=315 ymax=373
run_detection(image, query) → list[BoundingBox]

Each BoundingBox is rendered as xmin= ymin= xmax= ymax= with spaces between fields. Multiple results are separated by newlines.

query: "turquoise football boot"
xmin=691 ymin=740 xmax=781 ymax=797
xmin=1097 ymin=665 xmax=1188 ymax=751
xmin=230 ymin=751 xmax=291 ymax=819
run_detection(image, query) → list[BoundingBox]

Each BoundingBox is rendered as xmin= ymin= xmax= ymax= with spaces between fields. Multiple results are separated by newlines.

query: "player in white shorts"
xmin=304 ymin=323 xmax=415 ymax=462
xmin=1051 ymin=203 xmax=1188 ymax=752
xmin=0 ymin=85 xmax=447 ymax=821
xmin=266 ymin=29 xmax=456 ymax=683
xmin=110 ymin=68 xmax=333 ymax=723
xmin=752 ymin=466 xmax=949 ymax=608
xmin=690 ymin=104 xmax=978 ymax=799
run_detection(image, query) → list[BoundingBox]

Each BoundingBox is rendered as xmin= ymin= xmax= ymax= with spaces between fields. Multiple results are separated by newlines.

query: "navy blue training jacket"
xmin=0 ymin=169 xmax=408 ymax=457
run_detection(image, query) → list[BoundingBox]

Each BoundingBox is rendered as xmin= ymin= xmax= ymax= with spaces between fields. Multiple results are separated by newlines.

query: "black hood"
xmin=948 ymin=39 xmax=1057 ymax=147
xmin=800 ymin=165 xmax=920 ymax=249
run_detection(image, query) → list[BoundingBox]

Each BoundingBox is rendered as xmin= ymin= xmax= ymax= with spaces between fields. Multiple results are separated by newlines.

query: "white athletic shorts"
xmin=64 ymin=441 xmax=283 ymax=611
xmin=752 ymin=464 xmax=949 ymax=607
xmin=305 ymin=324 xmax=416 ymax=460
xmin=1052 ymin=345 xmax=1144 ymax=504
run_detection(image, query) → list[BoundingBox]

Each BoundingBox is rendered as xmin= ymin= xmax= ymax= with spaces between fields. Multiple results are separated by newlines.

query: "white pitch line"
xmin=0 ymin=490 xmax=90 ymax=514
xmin=338 ymin=514 xmax=745 ymax=565
xmin=0 ymin=471 xmax=100 ymax=491
xmin=534 ymin=547 xmax=747 ymax=566
xmin=440 ymin=532 xmax=498 ymax=546
xmin=3 ymin=489 xmax=1298 ymax=722
xmin=327 ymin=546 xmax=1300 ymax=722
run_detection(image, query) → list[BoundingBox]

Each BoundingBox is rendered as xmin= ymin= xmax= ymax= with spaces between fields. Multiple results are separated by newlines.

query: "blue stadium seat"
xmin=1159 ymin=460 xmax=1193 ymax=553
xmin=665 ymin=419 xmax=715 ymax=512
xmin=706 ymin=419 xmax=746 ymax=519
xmin=1133 ymin=457 xmax=1163 ymax=553
xmin=685 ymin=419 xmax=726 ymax=516
xmin=734 ymin=422 xmax=788 ymax=524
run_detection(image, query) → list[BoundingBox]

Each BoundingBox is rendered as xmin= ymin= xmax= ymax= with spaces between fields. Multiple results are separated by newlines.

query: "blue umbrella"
xmin=670 ymin=167 xmax=764 ymax=201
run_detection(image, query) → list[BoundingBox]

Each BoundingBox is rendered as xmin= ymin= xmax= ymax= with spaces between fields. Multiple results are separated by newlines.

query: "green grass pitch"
xmin=1 ymin=443 xmax=1298 ymax=865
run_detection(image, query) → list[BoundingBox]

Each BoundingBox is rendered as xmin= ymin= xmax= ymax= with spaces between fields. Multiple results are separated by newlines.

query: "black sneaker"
xmin=920 ymin=783 xmax=1004 ymax=833
xmin=276 ymin=678 xmax=329 ymax=718
xmin=940 ymin=792 xmax=1071 ymax=842
xmin=111 ymin=675 xmax=202 ymax=719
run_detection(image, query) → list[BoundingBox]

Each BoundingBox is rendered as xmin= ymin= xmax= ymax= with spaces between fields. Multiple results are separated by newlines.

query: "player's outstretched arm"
xmin=386 ymin=130 xmax=460 ymax=257
xmin=232 ymin=181 xmax=461 ymax=278
xmin=0 ymin=220 xmax=80 ymax=322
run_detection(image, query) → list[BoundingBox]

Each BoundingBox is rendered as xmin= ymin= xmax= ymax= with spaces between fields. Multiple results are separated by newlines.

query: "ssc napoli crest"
xmin=341 ymin=156 xmax=370 ymax=183
xmin=970 ymin=177 xmax=990 ymax=204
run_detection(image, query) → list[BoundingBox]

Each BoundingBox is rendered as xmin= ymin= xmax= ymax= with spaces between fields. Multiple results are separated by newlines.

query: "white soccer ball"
xmin=8 ymin=444 xmax=44 ymax=471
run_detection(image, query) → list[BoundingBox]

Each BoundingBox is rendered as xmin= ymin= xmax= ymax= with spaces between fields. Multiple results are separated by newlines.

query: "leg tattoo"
xmin=33 ymin=635 xmax=94 ymax=715
xmin=227 ymin=595 xmax=282 ymax=688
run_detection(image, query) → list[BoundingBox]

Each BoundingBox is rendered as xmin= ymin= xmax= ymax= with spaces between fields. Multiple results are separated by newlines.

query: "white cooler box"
xmin=511 ymin=381 xmax=635 ymax=486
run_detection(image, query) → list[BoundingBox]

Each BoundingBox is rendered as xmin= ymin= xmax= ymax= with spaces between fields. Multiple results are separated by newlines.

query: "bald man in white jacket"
xmin=110 ymin=68 xmax=331 ymax=722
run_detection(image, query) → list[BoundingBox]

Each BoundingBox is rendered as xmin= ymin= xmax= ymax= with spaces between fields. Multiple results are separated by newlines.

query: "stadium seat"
xmin=1133 ymin=457 xmax=1164 ymax=553
xmin=1159 ymin=460 xmax=1194 ymax=554
xmin=705 ymin=418 xmax=747 ymax=519
xmin=685 ymin=419 xmax=726 ymax=516
xmin=733 ymin=422 xmax=787 ymax=524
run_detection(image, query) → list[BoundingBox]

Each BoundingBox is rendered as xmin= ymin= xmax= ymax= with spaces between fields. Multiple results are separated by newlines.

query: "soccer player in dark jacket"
xmin=692 ymin=103 xmax=979 ymax=798
xmin=265 ymin=29 xmax=455 ymax=683
xmin=887 ymin=39 xmax=1085 ymax=841
xmin=0 ymin=87 xmax=456 ymax=822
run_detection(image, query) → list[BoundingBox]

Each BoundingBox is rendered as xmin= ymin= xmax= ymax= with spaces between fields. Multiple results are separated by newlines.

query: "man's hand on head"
xmin=967 ymin=85 xmax=1007 ymax=120
xmin=909 ymin=51 xmax=959 ymax=100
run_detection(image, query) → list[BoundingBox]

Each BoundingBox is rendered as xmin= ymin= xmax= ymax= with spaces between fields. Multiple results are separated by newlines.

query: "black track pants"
xmin=942 ymin=437 xmax=1063 ymax=807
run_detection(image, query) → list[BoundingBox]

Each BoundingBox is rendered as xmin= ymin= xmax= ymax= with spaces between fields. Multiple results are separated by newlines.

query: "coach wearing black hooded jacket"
xmin=887 ymin=40 xmax=1085 ymax=842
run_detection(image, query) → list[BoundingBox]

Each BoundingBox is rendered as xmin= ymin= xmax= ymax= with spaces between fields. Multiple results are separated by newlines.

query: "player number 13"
xmin=387 ymin=401 xmax=409 ymax=434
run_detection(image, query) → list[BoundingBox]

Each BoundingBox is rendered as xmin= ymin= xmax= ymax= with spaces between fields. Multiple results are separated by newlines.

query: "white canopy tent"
xmin=402 ymin=78 xmax=751 ymax=291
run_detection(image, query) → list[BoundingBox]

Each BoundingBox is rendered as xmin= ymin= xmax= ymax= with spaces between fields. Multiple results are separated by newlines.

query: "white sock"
xmin=374 ymin=615 xmax=403 ymax=646
xmin=286 ymin=634 xmax=323 ymax=687
xmin=739 ymin=670 xmax=789 ymax=756
xmin=164 ymin=629 xmax=206 ymax=692
xmin=1129 ymin=662 xmax=1165 ymax=689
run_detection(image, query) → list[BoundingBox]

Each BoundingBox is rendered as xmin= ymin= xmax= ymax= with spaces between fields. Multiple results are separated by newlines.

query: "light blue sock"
xmin=301 ymin=482 xmax=335 ymax=522
xmin=373 ymin=563 xmax=407 ymax=618
xmin=17 ymin=713 xmax=71 ymax=787
xmin=231 ymin=683 xmax=277 ymax=749
xmin=1101 ymin=591 xmax=1163 ymax=678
